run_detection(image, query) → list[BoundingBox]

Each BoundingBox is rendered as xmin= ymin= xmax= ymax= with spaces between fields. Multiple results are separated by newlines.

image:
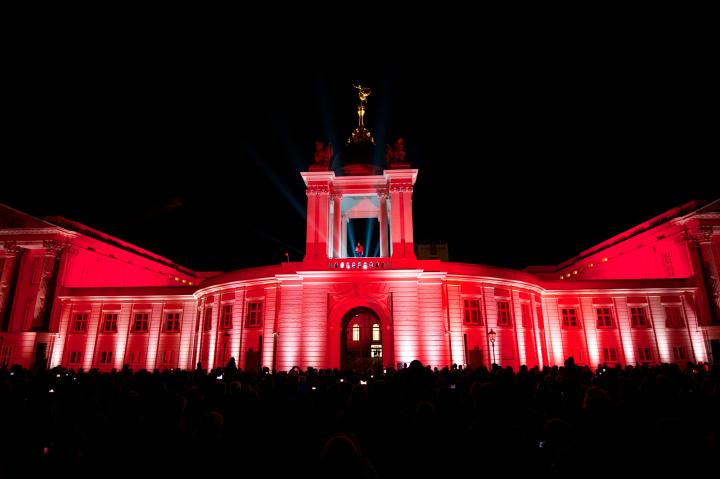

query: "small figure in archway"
xmin=355 ymin=242 xmax=364 ymax=257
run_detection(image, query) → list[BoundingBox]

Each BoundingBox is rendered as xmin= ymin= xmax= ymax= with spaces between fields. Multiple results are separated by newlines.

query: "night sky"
xmin=3 ymin=20 xmax=717 ymax=273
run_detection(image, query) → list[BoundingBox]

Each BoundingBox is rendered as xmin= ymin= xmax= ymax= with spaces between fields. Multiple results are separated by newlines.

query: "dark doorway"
xmin=341 ymin=307 xmax=382 ymax=371
xmin=34 ymin=342 xmax=48 ymax=369
xmin=711 ymin=339 xmax=720 ymax=364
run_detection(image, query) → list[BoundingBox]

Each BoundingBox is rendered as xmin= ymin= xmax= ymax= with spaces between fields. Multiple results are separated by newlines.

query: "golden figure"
xmin=353 ymin=83 xmax=371 ymax=104
xmin=347 ymin=83 xmax=375 ymax=145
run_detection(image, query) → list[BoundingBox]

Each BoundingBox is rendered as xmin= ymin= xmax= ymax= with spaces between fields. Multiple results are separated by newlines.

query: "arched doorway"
xmin=341 ymin=307 xmax=383 ymax=371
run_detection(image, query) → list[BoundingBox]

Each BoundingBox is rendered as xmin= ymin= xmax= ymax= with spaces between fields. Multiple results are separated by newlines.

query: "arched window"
xmin=372 ymin=323 xmax=380 ymax=341
xmin=352 ymin=324 xmax=360 ymax=341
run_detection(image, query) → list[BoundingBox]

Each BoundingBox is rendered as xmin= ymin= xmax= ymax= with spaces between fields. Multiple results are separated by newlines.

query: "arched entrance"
xmin=341 ymin=307 xmax=383 ymax=371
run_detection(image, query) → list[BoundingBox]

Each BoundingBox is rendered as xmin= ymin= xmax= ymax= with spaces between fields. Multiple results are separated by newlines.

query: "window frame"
xmin=163 ymin=311 xmax=181 ymax=333
xmin=496 ymin=300 xmax=512 ymax=327
xmin=245 ymin=301 xmax=263 ymax=328
xmin=463 ymin=298 xmax=483 ymax=325
xmin=101 ymin=313 xmax=118 ymax=333
xmin=561 ymin=308 xmax=580 ymax=329
xmin=630 ymin=306 xmax=650 ymax=328
xmin=71 ymin=312 xmax=88 ymax=333
xmin=595 ymin=307 xmax=614 ymax=328
xmin=220 ymin=304 xmax=233 ymax=329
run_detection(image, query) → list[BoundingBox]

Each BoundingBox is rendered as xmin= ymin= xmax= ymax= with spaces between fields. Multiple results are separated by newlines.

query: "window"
xmin=221 ymin=305 xmax=233 ymax=329
xmin=602 ymin=347 xmax=617 ymax=362
xmin=521 ymin=303 xmax=532 ymax=328
xmin=638 ymin=347 xmax=653 ymax=362
xmin=99 ymin=351 xmax=113 ymax=365
xmin=630 ymin=307 xmax=649 ymax=328
xmin=164 ymin=312 xmax=181 ymax=332
xmin=68 ymin=351 xmax=82 ymax=365
xmin=246 ymin=302 xmax=263 ymax=328
xmin=672 ymin=346 xmax=688 ymax=361
xmin=596 ymin=308 xmax=614 ymax=328
xmin=496 ymin=301 xmax=512 ymax=326
xmin=352 ymin=324 xmax=360 ymax=341
xmin=102 ymin=313 xmax=118 ymax=333
xmin=128 ymin=351 xmax=142 ymax=365
xmin=372 ymin=323 xmax=380 ymax=341
xmin=203 ymin=307 xmax=213 ymax=331
xmin=0 ymin=345 xmax=12 ymax=367
xmin=132 ymin=313 xmax=149 ymax=333
xmin=664 ymin=306 xmax=685 ymax=328
xmin=72 ymin=313 xmax=88 ymax=333
xmin=160 ymin=351 xmax=175 ymax=366
xmin=463 ymin=299 xmax=482 ymax=325
xmin=561 ymin=308 xmax=579 ymax=328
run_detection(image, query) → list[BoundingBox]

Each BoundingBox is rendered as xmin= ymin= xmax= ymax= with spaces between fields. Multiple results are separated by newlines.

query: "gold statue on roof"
xmin=353 ymin=84 xmax=371 ymax=104
xmin=348 ymin=83 xmax=375 ymax=145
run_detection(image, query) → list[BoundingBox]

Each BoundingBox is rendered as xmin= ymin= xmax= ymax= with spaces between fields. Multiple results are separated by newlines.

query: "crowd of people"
xmin=1 ymin=358 xmax=718 ymax=477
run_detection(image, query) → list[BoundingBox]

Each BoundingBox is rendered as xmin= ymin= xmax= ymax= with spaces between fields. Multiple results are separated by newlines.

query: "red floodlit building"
xmin=1 ymin=96 xmax=719 ymax=372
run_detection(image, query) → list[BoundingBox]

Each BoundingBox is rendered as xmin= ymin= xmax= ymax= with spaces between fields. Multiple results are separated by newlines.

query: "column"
xmin=389 ymin=185 xmax=404 ymax=259
xmin=31 ymin=240 xmax=64 ymax=330
xmin=304 ymin=188 xmax=318 ymax=261
xmin=402 ymin=187 xmax=416 ymax=259
xmin=341 ymin=216 xmax=348 ymax=258
xmin=316 ymin=189 xmax=330 ymax=260
xmin=685 ymin=228 xmax=715 ymax=326
xmin=378 ymin=192 xmax=388 ymax=258
xmin=333 ymin=194 xmax=342 ymax=258
xmin=0 ymin=242 xmax=23 ymax=331
xmin=697 ymin=225 xmax=720 ymax=323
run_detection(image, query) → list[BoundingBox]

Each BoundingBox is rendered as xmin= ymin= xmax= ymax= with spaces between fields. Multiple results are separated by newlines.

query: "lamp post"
xmin=488 ymin=329 xmax=496 ymax=366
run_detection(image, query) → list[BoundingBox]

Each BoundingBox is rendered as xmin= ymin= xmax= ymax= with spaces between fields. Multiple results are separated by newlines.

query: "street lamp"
xmin=488 ymin=329 xmax=497 ymax=366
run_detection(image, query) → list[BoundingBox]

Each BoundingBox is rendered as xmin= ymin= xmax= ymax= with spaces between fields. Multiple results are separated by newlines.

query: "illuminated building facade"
xmin=2 ymin=91 xmax=719 ymax=372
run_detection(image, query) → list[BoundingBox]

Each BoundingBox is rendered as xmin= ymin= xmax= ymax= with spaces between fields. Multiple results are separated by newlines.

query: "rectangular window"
xmin=132 ymin=313 xmax=149 ymax=333
xmin=372 ymin=323 xmax=380 ymax=341
xmin=246 ymin=302 xmax=263 ymax=328
xmin=638 ymin=347 xmax=653 ymax=362
xmin=0 ymin=345 xmax=12 ymax=367
xmin=596 ymin=308 xmax=614 ymax=328
xmin=164 ymin=312 xmax=181 ymax=332
xmin=672 ymin=346 xmax=688 ymax=361
xmin=463 ymin=299 xmax=482 ymax=325
xmin=602 ymin=347 xmax=617 ymax=362
xmin=630 ymin=307 xmax=649 ymax=328
xmin=68 ymin=351 xmax=82 ymax=365
xmin=561 ymin=308 xmax=579 ymax=328
xmin=352 ymin=324 xmax=360 ymax=341
xmin=221 ymin=304 xmax=233 ymax=329
xmin=102 ymin=313 xmax=118 ymax=333
xmin=72 ymin=313 xmax=88 ymax=333
xmin=203 ymin=307 xmax=213 ymax=331
xmin=521 ymin=303 xmax=532 ymax=328
xmin=496 ymin=301 xmax=512 ymax=326
xmin=159 ymin=351 xmax=176 ymax=366
xmin=664 ymin=306 xmax=685 ymax=328
xmin=99 ymin=351 xmax=113 ymax=365
xmin=129 ymin=351 xmax=142 ymax=365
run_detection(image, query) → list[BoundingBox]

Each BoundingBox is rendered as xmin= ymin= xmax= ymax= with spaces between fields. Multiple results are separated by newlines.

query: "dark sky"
xmin=3 ymin=19 xmax=718 ymax=272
